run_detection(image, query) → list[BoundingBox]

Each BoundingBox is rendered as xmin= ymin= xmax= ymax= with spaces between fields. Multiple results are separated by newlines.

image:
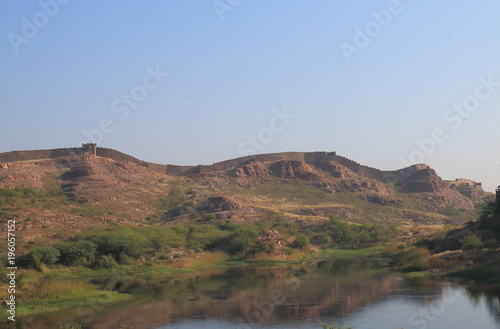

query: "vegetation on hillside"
xmin=397 ymin=197 xmax=500 ymax=280
xmin=12 ymin=212 xmax=396 ymax=272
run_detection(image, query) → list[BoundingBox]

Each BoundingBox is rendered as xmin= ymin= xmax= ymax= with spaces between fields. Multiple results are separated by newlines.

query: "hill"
xmin=0 ymin=144 xmax=492 ymax=251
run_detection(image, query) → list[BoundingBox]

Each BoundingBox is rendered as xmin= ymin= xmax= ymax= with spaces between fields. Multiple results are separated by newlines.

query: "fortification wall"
xmin=445 ymin=178 xmax=482 ymax=189
xmin=96 ymin=148 xmax=144 ymax=164
xmin=325 ymin=154 xmax=388 ymax=181
xmin=0 ymin=147 xmax=88 ymax=163
xmin=96 ymin=147 xmax=194 ymax=175
xmin=0 ymin=146 xmax=435 ymax=182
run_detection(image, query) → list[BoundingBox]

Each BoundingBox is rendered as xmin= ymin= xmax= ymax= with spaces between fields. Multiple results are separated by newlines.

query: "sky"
xmin=0 ymin=0 xmax=499 ymax=191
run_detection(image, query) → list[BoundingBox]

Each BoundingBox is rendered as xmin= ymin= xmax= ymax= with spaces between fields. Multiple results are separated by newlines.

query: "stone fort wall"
xmin=0 ymin=146 xmax=429 ymax=181
xmin=445 ymin=178 xmax=482 ymax=188
xmin=0 ymin=147 xmax=91 ymax=163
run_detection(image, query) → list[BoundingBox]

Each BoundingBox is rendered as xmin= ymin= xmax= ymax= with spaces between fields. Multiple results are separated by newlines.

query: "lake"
xmin=15 ymin=259 xmax=500 ymax=329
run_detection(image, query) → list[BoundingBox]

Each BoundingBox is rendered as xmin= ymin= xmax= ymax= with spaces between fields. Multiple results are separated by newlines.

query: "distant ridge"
xmin=0 ymin=144 xmax=481 ymax=188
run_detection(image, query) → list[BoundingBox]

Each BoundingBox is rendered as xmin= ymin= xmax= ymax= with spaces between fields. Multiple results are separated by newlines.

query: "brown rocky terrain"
xmin=0 ymin=145 xmax=492 ymax=240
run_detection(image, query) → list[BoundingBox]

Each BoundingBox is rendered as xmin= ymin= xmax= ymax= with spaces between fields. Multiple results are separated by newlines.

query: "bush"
xmin=291 ymin=234 xmax=310 ymax=250
xmin=401 ymin=247 xmax=431 ymax=271
xmin=312 ymin=233 xmax=332 ymax=246
xmin=57 ymin=241 xmax=97 ymax=266
xmin=92 ymin=255 xmax=118 ymax=269
xmin=224 ymin=228 xmax=259 ymax=256
xmin=21 ymin=246 xmax=60 ymax=270
xmin=460 ymin=233 xmax=482 ymax=250
xmin=83 ymin=232 xmax=144 ymax=261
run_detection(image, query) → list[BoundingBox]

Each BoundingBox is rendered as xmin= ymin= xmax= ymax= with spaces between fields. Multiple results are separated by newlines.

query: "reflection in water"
xmin=464 ymin=285 xmax=500 ymax=326
xmin=86 ymin=260 xmax=401 ymax=329
xmin=10 ymin=259 xmax=500 ymax=329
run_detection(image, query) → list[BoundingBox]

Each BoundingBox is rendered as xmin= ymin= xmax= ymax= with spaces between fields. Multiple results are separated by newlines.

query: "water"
xmin=15 ymin=259 xmax=500 ymax=329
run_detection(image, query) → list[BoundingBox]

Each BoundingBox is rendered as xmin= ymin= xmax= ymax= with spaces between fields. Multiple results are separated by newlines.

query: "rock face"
xmin=57 ymin=158 xmax=170 ymax=219
xmin=404 ymin=168 xmax=447 ymax=193
xmin=204 ymin=195 xmax=243 ymax=212
xmin=232 ymin=161 xmax=271 ymax=179
xmin=339 ymin=179 xmax=389 ymax=194
xmin=316 ymin=161 xmax=356 ymax=179
xmin=269 ymin=161 xmax=325 ymax=181
xmin=0 ymin=147 xmax=492 ymax=230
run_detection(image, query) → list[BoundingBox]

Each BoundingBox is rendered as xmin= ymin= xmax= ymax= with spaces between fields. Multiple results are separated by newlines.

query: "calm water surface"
xmin=17 ymin=259 xmax=500 ymax=329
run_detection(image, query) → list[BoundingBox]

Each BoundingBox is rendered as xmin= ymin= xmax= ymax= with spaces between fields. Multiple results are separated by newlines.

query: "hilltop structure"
xmin=0 ymin=144 xmax=485 ymax=190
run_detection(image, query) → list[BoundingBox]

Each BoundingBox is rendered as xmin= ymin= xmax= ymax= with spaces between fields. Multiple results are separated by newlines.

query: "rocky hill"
xmin=0 ymin=145 xmax=492 ymax=241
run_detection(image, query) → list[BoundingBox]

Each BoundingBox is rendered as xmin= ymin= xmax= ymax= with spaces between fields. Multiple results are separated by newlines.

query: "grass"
xmin=16 ymin=278 xmax=132 ymax=316
xmin=403 ymin=271 xmax=432 ymax=279
xmin=318 ymin=246 xmax=384 ymax=258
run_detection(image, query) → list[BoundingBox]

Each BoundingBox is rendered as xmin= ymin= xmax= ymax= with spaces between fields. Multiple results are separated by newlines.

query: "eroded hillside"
xmin=0 ymin=147 xmax=492 ymax=244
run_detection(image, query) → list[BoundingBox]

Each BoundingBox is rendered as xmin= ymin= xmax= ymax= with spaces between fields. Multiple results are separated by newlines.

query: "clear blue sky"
xmin=1 ymin=1 xmax=499 ymax=191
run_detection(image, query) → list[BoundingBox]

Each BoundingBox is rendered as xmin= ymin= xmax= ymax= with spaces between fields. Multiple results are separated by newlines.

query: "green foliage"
xmin=401 ymin=247 xmax=431 ymax=271
xmin=185 ymin=224 xmax=231 ymax=251
xmin=291 ymin=234 xmax=310 ymax=249
xmin=478 ymin=200 xmax=498 ymax=220
xmin=476 ymin=200 xmax=500 ymax=233
xmin=320 ymin=216 xmax=394 ymax=248
xmin=81 ymin=231 xmax=144 ymax=262
xmin=460 ymin=233 xmax=482 ymax=250
xmin=148 ymin=180 xmax=199 ymax=223
xmin=442 ymin=207 xmax=465 ymax=217
xmin=312 ymin=233 xmax=332 ymax=246
xmin=70 ymin=205 xmax=115 ymax=217
xmin=56 ymin=241 xmax=97 ymax=266
xmin=223 ymin=227 xmax=260 ymax=256
xmin=43 ymin=173 xmax=65 ymax=198
xmin=21 ymin=246 xmax=60 ymax=270
xmin=0 ymin=187 xmax=44 ymax=205
xmin=92 ymin=255 xmax=118 ymax=269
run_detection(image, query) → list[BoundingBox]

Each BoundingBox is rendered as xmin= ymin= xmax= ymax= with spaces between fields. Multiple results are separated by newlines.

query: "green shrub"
xmin=401 ymin=247 xmax=431 ymax=271
xmin=21 ymin=246 xmax=60 ymax=270
xmin=460 ymin=233 xmax=482 ymax=250
xmin=312 ymin=233 xmax=332 ymax=246
xmin=57 ymin=241 xmax=97 ymax=266
xmin=93 ymin=255 xmax=118 ymax=269
xmin=442 ymin=207 xmax=464 ymax=217
xmin=85 ymin=233 xmax=143 ymax=261
xmin=291 ymin=234 xmax=310 ymax=250
xmin=224 ymin=228 xmax=259 ymax=256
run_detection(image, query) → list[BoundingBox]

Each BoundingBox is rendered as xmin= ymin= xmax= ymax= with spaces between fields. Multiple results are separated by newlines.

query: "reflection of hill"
xmin=84 ymin=261 xmax=403 ymax=329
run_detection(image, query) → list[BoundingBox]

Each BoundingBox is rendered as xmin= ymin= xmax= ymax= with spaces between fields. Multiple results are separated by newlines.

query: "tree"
xmin=291 ymin=234 xmax=310 ymax=250
xmin=20 ymin=246 xmax=60 ymax=270
xmin=57 ymin=241 xmax=96 ymax=266
xmin=460 ymin=233 xmax=482 ymax=250
xmin=224 ymin=228 xmax=258 ymax=256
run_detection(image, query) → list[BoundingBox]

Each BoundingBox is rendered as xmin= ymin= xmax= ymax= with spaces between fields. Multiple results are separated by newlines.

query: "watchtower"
xmin=81 ymin=143 xmax=97 ymax=156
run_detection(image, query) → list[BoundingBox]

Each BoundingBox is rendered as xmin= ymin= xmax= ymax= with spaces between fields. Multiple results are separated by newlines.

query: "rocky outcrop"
xmin=269 ymin=161 xmax=325 ymax=181
xmin=404 ymin=168 xmax=447 ymax=193
xmin=339 ymin=179 xmax=389 ymax=194
xmin=204 ymin=195 xmax=243 ymax=212
xmin=232 ymin=161 xmax=271 ymax=179
xmin=315 ymin=161 xmax=356 ymax=179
